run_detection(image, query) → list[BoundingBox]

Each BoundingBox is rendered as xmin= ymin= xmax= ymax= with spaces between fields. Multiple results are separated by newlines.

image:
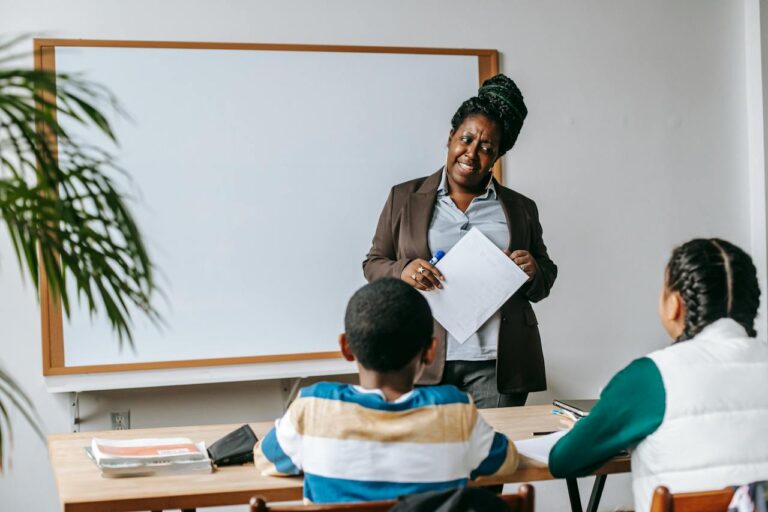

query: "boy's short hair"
xmin=344 ymin=278 xmax=433 ymax=372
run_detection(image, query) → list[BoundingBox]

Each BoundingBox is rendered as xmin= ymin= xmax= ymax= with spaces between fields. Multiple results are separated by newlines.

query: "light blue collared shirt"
xmin=428 ymin=168 xmax=510 ymax=361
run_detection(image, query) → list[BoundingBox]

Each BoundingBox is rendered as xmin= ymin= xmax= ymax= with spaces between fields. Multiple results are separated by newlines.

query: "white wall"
xmin=0 ymin=1 xmax=761 ymax=510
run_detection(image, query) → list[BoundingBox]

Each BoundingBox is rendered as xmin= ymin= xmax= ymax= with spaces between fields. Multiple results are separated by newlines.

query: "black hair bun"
xmin=450 ymin=73 xmax=528 ymax=155
xmin=478 ymin=74 xmax=527 ymax=153
xmin=478 ymin=74 xmax=527 ymax=126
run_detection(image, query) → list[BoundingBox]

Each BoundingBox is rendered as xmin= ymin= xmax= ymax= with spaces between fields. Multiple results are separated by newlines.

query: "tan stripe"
xmin=489 ymin=441 xmax=519 ymax=478
xmin=290 ymin=397 xmax=478 ymax=443
xmin=253 ymin=441 xmax=292 ymax=477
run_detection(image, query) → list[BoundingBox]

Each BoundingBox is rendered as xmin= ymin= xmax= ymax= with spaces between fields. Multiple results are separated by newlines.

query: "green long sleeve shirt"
xmin=548 ymin=357 xmax=666 ymax=477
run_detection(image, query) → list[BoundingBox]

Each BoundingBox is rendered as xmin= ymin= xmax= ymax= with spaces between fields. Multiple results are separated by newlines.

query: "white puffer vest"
xmin=632 ymin=318 xmax=768 ymax=512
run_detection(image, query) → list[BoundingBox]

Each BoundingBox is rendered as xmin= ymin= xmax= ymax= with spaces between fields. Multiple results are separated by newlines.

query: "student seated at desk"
xmin=548 ymin=238 xmax=768 ymax=512
xmin=253 ymin=278 xmax=518 ymax=503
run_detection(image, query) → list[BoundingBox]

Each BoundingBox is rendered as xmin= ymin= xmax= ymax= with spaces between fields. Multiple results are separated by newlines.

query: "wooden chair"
xmin=250 ymin=483 xmax=534 ymax=512
xmin=249 ymin=497 xmax=393 ymax=512
xmin=650 ymin=485 xmax=735 ymax=512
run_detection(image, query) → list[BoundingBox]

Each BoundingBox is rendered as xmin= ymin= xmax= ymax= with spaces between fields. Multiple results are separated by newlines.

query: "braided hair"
xmin=666 ymin=238 xmax=760 ymax=341
xmin=451 ymin=74 xmax=528 ymax=156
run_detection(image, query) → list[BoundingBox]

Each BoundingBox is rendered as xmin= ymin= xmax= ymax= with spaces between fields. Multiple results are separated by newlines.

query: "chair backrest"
xmin=249 ymin=497 xmax=396 ymax=512
xmin=650 ymin=485 xmax=735 ymax=512
xmin=500 ymin=483 xmax=535 ymax=512
xmin=250 ymin=483 xmax=535 ymax=512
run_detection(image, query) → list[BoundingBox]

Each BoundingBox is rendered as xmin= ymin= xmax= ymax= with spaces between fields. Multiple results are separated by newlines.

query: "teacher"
xmin=362 ymin=74 xmax=557 ymax=408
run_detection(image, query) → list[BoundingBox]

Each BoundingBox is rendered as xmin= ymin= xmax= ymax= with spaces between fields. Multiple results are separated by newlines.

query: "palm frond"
xmin=0 ymin=399 xmax=11 ymax=472
xmin=0 ymin=42 xmax=159 ymax=344
xmin=0 ymin=36 xmax=160 ymax=471
xmin=0 ymin=367 xmax=45 ymax=469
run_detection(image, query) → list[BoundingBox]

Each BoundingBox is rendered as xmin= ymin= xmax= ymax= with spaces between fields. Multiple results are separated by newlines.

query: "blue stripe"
xmin=260 ymin=428 xmax=300 ymax=475
xmin=470 ymin=432 xmax=508 ymax=479
xmin=299 ymin=382 xmax=469 ymax=411
xmin=303 ymin=473 xmax=468 ymax=503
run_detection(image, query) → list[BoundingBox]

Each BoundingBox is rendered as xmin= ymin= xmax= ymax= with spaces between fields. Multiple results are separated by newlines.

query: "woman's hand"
xmin=401 ymin=259 xmax=444 ymax=291
xmin=506 ymin=249 xmax=537 ymax=281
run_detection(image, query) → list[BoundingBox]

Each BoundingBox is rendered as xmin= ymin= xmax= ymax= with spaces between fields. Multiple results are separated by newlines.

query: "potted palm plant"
xmin=0 ymin=36 xmax=158 ymax=470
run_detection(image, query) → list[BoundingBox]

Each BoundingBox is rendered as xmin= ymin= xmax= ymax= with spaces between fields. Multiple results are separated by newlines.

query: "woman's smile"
xmin=457 ymin=160 xmax=478 ymax=173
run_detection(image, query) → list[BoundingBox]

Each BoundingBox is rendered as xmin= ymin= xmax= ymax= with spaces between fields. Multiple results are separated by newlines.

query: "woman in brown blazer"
xmin=363 ymin=74 xmax=557 ymax=408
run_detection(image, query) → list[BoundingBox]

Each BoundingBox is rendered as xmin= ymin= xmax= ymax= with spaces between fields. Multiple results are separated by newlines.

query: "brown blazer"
xmin=362 ymin=169 xmax=557 ymax=393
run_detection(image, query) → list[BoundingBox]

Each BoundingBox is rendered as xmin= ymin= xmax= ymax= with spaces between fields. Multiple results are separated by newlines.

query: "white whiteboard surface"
xmin=50 ymin=43 xmax=481 ymax=379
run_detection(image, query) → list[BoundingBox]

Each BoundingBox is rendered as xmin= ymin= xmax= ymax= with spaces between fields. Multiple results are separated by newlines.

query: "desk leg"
xmin=586 ymin=474 xmax=607 ymax=512
xmin=566 ymin=478 xmax=583 ymax=512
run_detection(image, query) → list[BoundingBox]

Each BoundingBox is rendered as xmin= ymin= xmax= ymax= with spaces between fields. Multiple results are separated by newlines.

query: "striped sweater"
xmin=253 ymin=382 xmax=519 ymax=503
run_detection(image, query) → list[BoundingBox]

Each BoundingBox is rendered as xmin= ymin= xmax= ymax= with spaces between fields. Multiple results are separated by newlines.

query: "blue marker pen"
xmin=428 ymin=250 xmax=445 ymax=265
xmin=428 ymin=250 xmax=446 ymax=286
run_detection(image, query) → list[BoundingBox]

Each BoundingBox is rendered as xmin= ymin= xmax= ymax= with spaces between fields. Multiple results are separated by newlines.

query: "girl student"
xmin=549 ymin=238 xmax=768 ymax=512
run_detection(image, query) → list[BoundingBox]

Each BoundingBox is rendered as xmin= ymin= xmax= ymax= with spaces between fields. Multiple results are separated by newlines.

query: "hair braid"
xmin=666 ymin=238 xmax=760 ymax=341
xmin=720 ymin=240 xmax=760 ymax=337
xmin=668 ymin=245 xmax=715 ymax=341
xmin=450 ymin=74 xmax=527 ymax=156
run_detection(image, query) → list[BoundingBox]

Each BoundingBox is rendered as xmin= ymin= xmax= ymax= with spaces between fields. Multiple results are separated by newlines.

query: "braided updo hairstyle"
xmin=666 ymin=238 xmax=760 ymax=341
xmin=450 ymin=74 xmax=528 ymax=156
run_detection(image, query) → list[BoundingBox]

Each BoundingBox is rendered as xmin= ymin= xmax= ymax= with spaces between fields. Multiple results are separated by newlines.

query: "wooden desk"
xmin=48 ymin=405 xmax=629 ymax=512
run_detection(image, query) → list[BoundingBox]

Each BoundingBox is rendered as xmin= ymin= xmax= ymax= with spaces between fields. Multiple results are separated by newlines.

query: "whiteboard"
xmin=38 ymin=41 xmax=494 ymax=383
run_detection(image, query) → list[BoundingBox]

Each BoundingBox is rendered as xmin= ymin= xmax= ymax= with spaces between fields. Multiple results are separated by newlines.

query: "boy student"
xmin=253 ymin=278 xmax=519 ymax=503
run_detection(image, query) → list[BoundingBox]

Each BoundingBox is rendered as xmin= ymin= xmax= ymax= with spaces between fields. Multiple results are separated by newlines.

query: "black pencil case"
xmin=207 ymin=424 xmax=258 ymax=467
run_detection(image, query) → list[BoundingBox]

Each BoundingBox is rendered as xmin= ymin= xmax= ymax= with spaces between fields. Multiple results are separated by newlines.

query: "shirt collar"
xmin=437 ymin=166 xmax=497 ymax=199
xmin=352 ymin=385 xmax=416 ymax=403
xmin=694 ymin=317 xmax=750 ymax=341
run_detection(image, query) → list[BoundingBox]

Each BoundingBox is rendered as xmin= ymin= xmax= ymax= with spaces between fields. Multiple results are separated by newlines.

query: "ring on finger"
xmin=417 ymin=265 xmax=425 ymax=274
xmin=411 ymin=273 xmax=418 ymax=281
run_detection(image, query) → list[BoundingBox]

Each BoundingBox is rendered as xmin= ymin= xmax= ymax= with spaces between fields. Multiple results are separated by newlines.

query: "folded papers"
xmin=87 ymin=437 xmax=212 ymax=477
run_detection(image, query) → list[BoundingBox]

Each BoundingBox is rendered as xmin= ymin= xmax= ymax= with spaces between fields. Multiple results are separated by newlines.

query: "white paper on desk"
xmin=514 ymin=430 xmax=568 ymax=463
xmin=420 ymin=227 xmax=530 ymax=343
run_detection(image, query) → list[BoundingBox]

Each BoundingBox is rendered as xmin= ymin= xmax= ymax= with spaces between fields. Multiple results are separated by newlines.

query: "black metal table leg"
xmin=566 ymin=477 xmax=584 ymax=512
xmin=586 ymin=474 xmax=607 ymax=512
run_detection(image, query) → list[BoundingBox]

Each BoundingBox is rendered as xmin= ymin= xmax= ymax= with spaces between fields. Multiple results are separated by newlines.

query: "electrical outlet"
xmin=110 ymin=410 xmax=130 ymax=430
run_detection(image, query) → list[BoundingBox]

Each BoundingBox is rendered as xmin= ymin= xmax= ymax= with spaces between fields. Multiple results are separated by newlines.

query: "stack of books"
xmin=86 ymin=437 xmax=213 ymax=478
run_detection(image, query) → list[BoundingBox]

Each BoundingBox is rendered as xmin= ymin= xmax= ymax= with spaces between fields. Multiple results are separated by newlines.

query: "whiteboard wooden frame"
xmin=34 ymin=39 xmax=500 ymax=379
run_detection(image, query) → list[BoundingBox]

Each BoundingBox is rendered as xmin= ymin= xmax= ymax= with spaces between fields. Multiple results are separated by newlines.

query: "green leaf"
xmin=0 ymin=35 xmax=161 ymax=471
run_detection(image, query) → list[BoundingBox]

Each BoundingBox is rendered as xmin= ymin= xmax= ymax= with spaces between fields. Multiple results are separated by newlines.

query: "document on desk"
xmin=88 ymin=437 xmax=213 ymax=477
xmin=514 ymin=430 xmax=568 ymax=463
xmin=420 ymin=227 xmax=530 ymax=343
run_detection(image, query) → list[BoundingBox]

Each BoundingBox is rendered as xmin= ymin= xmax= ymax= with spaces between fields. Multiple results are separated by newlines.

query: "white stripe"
xmin=465 ymin=413 xmax=497 ymax=471
xmin=274 ymin=414 xmax=303 ymax=470
xmin=350 ymin=386 xmax=416 ymax=403
xmin=300 ymin=434 xmax=490 ymax=483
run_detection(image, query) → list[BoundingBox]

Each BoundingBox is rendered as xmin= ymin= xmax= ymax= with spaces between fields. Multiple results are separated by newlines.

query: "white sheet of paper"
xmin=514 ymin=430 xmax=568 ymax=463
xmin=420 ymin=227 xmax=530 ymax=343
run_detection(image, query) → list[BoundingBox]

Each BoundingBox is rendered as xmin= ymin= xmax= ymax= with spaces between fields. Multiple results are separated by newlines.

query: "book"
xmin=88 ymin=437 xmax=213 ymax=478
xmin=552 ymin=399 xmax=598 ymax=418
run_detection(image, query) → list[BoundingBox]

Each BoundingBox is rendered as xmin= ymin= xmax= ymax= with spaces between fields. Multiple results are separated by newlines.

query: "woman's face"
xmin=445 ymin=114 xmax=501 ymax=193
